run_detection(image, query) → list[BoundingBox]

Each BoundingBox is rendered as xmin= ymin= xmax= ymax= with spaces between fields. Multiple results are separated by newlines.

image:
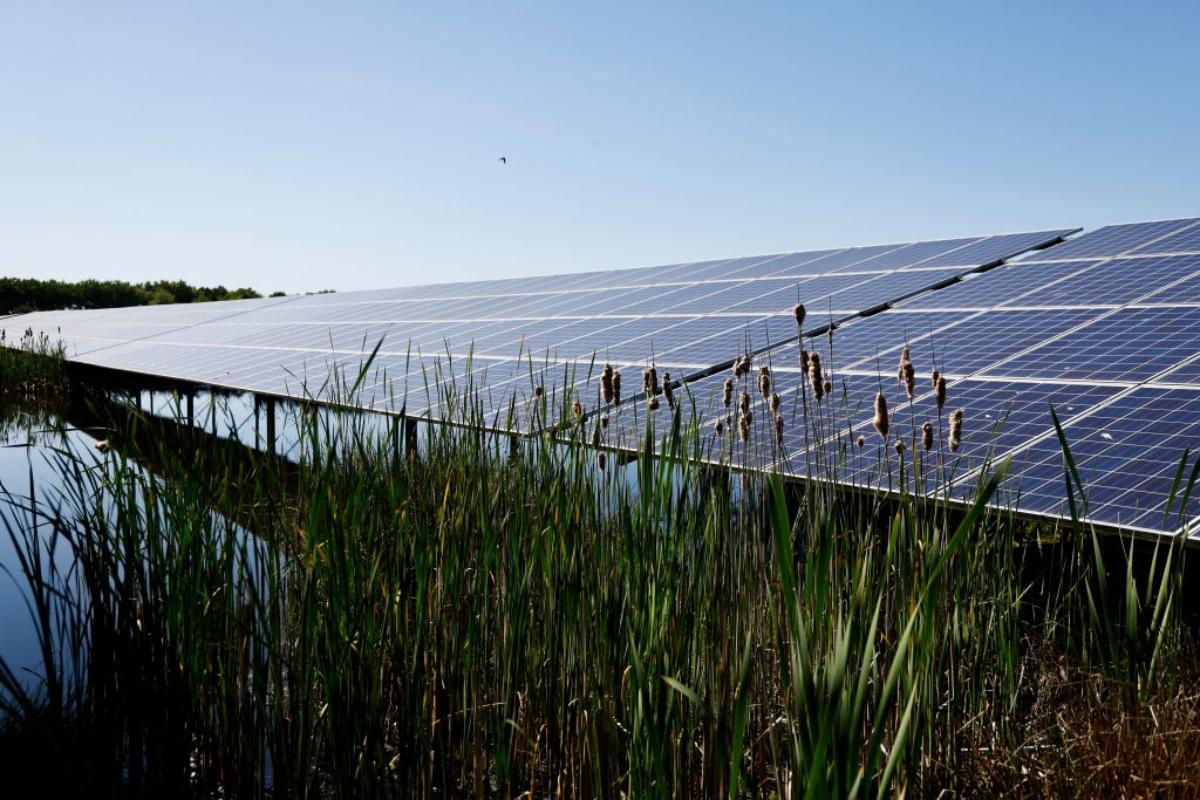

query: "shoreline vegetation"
xmin=0 ymin=277 xmax=338 ymax=314
xmin=0 ymin=323 xmax=1199 ymax=797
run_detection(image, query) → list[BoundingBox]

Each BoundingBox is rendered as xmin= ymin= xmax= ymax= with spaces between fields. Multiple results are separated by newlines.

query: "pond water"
xmin=0 ymin=405 xmax=97 ymax=682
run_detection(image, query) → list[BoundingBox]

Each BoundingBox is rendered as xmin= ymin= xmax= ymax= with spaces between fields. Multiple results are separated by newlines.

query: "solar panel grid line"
xmin=1126 ymin=217 xmax=1200 ymax=256
xmin=977 ymin=388 xmax=1200 ymax=536
xmin=941 ymin=381 xmax=1200 ymax=528
xmin=1019 ymin=217 xmax=1200 ymax=263
xmin=65 ymin=294 xmax=308 ymax=356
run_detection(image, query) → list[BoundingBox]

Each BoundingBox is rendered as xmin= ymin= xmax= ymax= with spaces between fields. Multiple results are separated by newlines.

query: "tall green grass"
xmin=0 ymin=351 xmax=1196 ymax=797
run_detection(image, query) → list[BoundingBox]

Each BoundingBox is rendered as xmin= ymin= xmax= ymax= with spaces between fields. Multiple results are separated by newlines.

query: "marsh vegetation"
xmin=0 ymin=340 xmax=1198 ymax=798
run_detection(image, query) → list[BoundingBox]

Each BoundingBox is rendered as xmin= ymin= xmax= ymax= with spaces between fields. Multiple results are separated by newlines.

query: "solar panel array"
xmin=600 ymin=217 xmax=1200 ymax=537
xmin=6 ymin=228 xmax=1067 ymax=426
xmin=8 ymin=218 xmax=1200 ymax=537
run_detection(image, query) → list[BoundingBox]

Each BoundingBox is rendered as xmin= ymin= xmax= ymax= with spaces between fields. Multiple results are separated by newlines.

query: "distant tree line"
xmin=0 ymin=278 xmax=269 ymax=314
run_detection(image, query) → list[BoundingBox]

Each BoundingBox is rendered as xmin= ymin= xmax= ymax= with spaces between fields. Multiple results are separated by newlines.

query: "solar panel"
xmin=979 ymin=306 xmax=1200 ymax=383
xmin=1022 ymin=218 xmax=1200 ymax=262
xmin=1001 ymin=387 xmax=1200 ymax=533
xmin=42 ymin=222 xmax=1200 ymax=541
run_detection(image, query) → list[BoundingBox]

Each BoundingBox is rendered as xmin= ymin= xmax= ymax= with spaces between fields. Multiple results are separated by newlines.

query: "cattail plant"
xmin=873 ymin=391 xmax=889 ymax=441
xmin=534 ymin=385 xmax=544 ymax=399
xmin=793 ymin=302 xmax=806 ymax=329
xmin=808 ymin=352 xmax=824 ymax=402
xmin=856 ymin=433 xmax=865 ymax=448
xmin=722 ymin=378 xmax=734 ymax=408
xmin=922 ymin=420 xmax=933 ymax=451
xmin=600 ymin=414 xmax=609 ymax=429
xmin=600 ymin=363 xmax=615 ymax=404
xmin=774 ymin=413 xmax=784 ymax=444
xmin=612 ymin=370 xmax=622 ymax=404
xmin=662 ymin=371 xmax=675 ymax=410
xmin=822 ymin=379 xmax=832 ymax=397
xmin=648 ymin=395 xmax=660 ymax=412
xmin=597 ymin=451 xmax=607 ymax=470
xmin=572 ymin=399 xmax=584 ymax=421
xmin=931 ymin=368 xmax=940 ymax=390
xmin=936 ymin=375 xmax=947 ymax=411
xmin=739 ymin=409 xmax=752 ymax=442
xmin=770 ymin=392 xmax=781 ymax=414
xmin=643 ymin=366 xmax=660 ymax=398
xmin=738 ymin=389 xmax=751 ymax=416
xmin=894 ymin=438 xmax=906 ymax=456
xmin=758 ymin=365 xmax=772 ymax=398
xmin=949 ymin=408 xmax=964 ymax=452
xmin=714 ymin=417 xmax=725 ymax=436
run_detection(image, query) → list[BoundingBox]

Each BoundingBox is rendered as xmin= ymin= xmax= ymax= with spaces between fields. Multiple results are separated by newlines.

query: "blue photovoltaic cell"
xmin=1025 ymin=218 xmax=1200 ymax=262
xmin=898 ymin=261 xmax=1087 ymax=310
xmin=825 ymin=378 xmax=1122 ymax=492
xmin=983 ymin=307 xmax=1200 ymax=383
xmin=1129 ymin=220 xmax=1200 ymax=255
xmin=849 ymin=308 xmax=1106 ymax=377
xmin=1138 ymin=272 xmax=1200 ymax=305
xmin=833 ymin=268 xmax=962 ymax=309
xmin=1002 ymin=387 xmax=1200 ymax=532
xmin=806 ymin=311 xmax=972 ymax=370
xmin=657 ymin=314 xmax=800 ymax=364
xmin=845 ymin=237 xmax=979 ymax=271
xmin=1159 ymin=358 xmax=1200 ymax=387
xmin=790 ymin=244 xmax=912 ymax=273
xmin=714 ymin=275 xmax=872 ymax=314
xmin=1010 ymin=255 xmax=1200 ymax=307
xmin=911 ymin=229 xmax=1076 ymax=269
xmin=729 ymin=249 xmax=848 ymax=280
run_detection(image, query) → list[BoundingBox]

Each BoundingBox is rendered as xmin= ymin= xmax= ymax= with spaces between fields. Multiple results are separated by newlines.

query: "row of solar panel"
xmin=7 ymin=218 xmax=1200 ymax=536
xmin=579 ymin=218 xmax=1200 ymax=535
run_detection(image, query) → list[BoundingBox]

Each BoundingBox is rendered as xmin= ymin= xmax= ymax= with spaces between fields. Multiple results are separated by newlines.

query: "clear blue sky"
xmin=2 ymin=2 xmax=1198 ymax=293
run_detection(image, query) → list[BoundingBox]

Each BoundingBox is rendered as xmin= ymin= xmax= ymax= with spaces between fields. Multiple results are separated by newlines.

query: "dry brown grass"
xmin=948 ymin=637 xmax=1200 ymax=799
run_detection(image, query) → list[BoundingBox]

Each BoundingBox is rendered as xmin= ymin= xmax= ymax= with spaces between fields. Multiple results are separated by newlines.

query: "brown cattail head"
xmin=601 ymin=363 xmax=615 ymax=404
xmin=931 ymin=369 xmax=940 ymax=390
xmin=770 ymin=392 xmax=782 ymax=414
xmin=714 ymin=417 xmax=725 ymax=436
xmin=921 ymin=420 xmax=933 ymax=451
xmin=612 ymin=371 xmax=622 ymax=404
xmin=800 ymin=347 xmax=810 ymax=374
xmin=902 ymin=360 xmax=915 ymax=400
xmin=643 ymin=366 xmax=660 ymax=397
xmin=739 ymin=411 xmax=752 ymax=442
xmin=597 ymin=452 xmax=607 ymax=471
xmin=793 ymin=303 xmax=806 ymax=329
xmin=856 ymin=434 xmax=865 ymax=449
xmin=808 ymin=352 xmax=824 ymax=401
xmin=534 ymin=385 xmax=545 ymax=399
xmin=823 ymin=379 xmax=833 ymax=397
xmin=722 ymin=378 xmax=734 ymax=408
xmin=872 ymin=391 xmax=889 ymax=440
xmin=774 ymin=413 xmax=785 ymax=443
xmin=894 ymin=438 xmax=906 ymax=456
xmin=648 ymin=395 xmax=660 ymax=411
xmin=572 ymin=399 xmax=584 ymax=419
xmin=935 ymin=376 xmax=947 ymax=412
xmin=600 ymin=414 xmax=610 ymax=429
xmin=757 ymin=365 xmax=772 ymax=397
xmin=949 ymin=408 xmax=963 ymax=452
xmin=662 ymin=372 xmax=675 ymax=409
xmin=738 ymin=389 xmax=751 ymax=415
